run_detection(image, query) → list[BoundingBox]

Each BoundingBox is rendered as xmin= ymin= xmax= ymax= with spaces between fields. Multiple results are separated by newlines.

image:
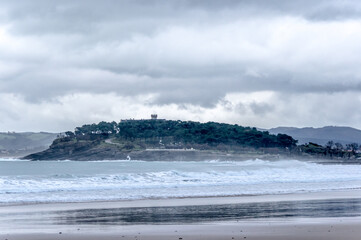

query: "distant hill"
xmin=0 ymin=132 xmax=57 ymax=157
xmin=24 ymin=120 xmax=297 ymax=161
xmin=268 ymin=126 xmax=361 ymax=146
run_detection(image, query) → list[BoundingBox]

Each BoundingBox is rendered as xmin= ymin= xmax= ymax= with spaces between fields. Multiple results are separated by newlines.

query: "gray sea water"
xmin=1 ymin=158 xmax=361 ymax=205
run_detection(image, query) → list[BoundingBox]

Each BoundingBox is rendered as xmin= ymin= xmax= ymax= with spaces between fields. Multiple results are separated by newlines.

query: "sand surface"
xmin=2 ymin=218 xmax=361 ymax=240
xmin=1 ymin=190 xmax=361 ymax=240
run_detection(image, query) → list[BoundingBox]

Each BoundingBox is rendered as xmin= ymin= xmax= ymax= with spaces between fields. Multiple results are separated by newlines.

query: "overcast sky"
xmin=0 ymin=0 xmax=361 ymax=132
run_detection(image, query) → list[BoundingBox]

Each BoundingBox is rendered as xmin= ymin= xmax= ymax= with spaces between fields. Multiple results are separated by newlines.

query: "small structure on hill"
xmin=151 ymin=114 xmax=158 ymax=120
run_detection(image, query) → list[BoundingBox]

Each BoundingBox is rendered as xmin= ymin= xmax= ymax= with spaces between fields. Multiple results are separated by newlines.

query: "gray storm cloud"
xmin=0 ymin=0 xmax=360 ymax=131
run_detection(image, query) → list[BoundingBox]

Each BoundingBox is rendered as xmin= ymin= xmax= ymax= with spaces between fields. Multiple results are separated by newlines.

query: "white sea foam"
xmin=1 ymin=159 xmax=361 ymax=204
xmin=0 ymin=158 xmax=29 ymax=162
xmin=91 ymin=160 xmax=146 ymax=163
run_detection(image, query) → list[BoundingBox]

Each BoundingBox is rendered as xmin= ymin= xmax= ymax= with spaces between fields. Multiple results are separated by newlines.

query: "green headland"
xmin=24 ymin=119 xmax=360 ymax=161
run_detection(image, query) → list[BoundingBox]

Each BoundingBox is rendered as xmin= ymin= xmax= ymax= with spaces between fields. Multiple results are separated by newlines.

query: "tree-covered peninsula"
xmin=24 ymin=119 xmax=298 ymax=160
xmin=24 ymin=119 xmax=361 ymax=161
xmin=75 ymin=119 xmax=297 ymax=148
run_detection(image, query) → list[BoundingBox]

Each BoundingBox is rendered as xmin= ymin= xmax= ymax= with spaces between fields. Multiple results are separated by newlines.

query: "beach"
xmin=1 ymin=159 xmax=361 ymax=239
xmin=2 ymin=0 xmax=361 ymax=238
xmin=3 ymin=219 xmax=361 ymax=240
xmin=1 ymin=190 xmax=361 ymax=239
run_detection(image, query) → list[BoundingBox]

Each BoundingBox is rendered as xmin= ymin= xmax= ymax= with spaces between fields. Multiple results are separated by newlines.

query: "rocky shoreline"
xmin=23 ymin=143 xmax=279 ymax=161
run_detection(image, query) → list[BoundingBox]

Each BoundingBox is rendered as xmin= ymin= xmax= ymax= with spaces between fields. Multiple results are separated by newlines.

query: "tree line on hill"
xmin=63 ymin=119 xmax=298 ymax=149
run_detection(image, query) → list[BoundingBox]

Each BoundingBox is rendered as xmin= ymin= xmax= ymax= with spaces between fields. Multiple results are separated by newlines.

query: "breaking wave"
xmin=1 ymin=159 xmax=361 ymax=204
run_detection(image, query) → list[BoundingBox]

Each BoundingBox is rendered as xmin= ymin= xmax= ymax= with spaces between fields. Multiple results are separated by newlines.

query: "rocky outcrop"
xmin=23 ymin=137 xmax=284 ymax=161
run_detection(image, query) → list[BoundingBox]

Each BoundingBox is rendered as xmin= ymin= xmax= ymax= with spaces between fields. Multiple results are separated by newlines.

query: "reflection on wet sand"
xmin=55 ymin=198 xmax=361 ymax=225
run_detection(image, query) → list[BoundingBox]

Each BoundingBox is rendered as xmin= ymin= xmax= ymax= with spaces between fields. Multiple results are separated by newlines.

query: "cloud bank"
xmin=0 ymin=0 xmax=360 ymax=131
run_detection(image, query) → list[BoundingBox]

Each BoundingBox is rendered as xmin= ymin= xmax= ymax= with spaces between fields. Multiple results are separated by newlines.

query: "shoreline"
xmin=4 ymin=155 xmax=361 ymax=165
xmin=1 ymin=188 xmax=361 ymax=210
xmin=22 ymin=142 xmax=361 ymax=162
xmin=1 ymin=189 xmax=361 ymax=239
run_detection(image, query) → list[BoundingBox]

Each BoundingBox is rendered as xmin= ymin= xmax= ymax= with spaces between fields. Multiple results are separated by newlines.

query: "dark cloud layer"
xmin=0 ymin=0 xmax=360 ymax=131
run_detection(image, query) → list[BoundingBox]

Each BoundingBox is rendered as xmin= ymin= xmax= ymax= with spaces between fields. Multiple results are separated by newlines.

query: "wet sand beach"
xmin=2 ymin=218 xmax=361 ymax=240
xmin=1 ymin=190 xmax=361 ymax=240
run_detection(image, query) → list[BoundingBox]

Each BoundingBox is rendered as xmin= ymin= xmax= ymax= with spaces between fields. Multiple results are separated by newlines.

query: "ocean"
xmin=1 ymin=159 xmax=361 ymax=205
